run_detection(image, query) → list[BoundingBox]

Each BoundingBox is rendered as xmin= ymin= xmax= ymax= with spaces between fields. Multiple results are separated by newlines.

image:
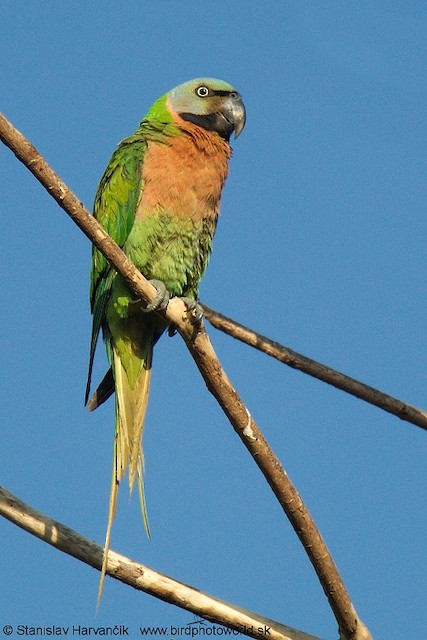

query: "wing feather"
xmin=85 ymin=138 xmax=146 ymax=403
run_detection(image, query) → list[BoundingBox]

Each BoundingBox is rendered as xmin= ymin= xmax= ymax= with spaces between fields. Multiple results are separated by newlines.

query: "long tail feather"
xmin=97 ymin=341 xmax=153 ymax=605
xmin=97 ymin=450 xmax=119 ymax=607
xmin=87 ymin=367 xmax=115 ymax=411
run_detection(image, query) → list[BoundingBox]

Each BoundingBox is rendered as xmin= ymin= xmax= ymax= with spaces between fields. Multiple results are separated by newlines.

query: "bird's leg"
xmin=180 ymin=297 xmax=204 ymax=325
xmin=168 ymin=298 xmax=203 ymax=337
xmin=130 ymin=279 xmax=170 ymax=313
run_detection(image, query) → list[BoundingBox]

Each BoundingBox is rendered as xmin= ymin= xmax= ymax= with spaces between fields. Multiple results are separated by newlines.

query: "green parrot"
xmin=85 ymin=78 xmax=245 ymax=598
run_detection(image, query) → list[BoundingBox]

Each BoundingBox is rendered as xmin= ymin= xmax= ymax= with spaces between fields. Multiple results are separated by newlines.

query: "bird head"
xmin=167 ymin=78 xmax=246 ymax=141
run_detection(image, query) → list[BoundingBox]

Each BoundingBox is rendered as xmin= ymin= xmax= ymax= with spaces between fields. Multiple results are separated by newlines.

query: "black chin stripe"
xmin=179 ymin=112 xmax=232 ymax=140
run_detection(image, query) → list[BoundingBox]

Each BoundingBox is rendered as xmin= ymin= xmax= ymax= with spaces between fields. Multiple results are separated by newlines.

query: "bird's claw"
xmin=141 ymin=279 xmax=170 ymax=313
xmin=180 ymin=297 xmax=204 ymax=325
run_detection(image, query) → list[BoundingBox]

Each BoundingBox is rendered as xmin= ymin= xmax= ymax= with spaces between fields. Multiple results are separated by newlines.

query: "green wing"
xmin=85 ymin=136 xmax=147 ymax=404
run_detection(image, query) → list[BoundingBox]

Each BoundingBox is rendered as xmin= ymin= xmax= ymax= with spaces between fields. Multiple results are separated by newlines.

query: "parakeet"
xmin=85 ymin=78 xmax=245 ymax=599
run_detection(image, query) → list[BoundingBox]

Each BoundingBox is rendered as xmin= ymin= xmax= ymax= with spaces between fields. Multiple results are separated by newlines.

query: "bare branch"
xmin=0 ymin=486 xmax=323 ymax=640
xmin=202 ymin=305 xmax=427 ymax=432
xmin=0 ymin=112 xmax=372 ymax=640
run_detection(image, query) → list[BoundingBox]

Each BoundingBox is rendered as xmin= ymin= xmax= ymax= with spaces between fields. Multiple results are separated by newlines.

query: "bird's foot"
xmin=180 ymin=297 xmax=204 ymax=325
xmin=141 ymin=279 xmax=170 ymax=313
xmin=168 ymin=298 xmax=203 ymax=337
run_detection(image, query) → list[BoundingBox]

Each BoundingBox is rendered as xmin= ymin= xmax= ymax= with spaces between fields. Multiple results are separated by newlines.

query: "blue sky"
xmin=1 ymin=2 xmax=426 ymax=638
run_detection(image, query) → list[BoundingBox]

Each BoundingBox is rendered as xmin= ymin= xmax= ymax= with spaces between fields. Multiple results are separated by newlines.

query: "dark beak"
xmin=222 ymin=95 xmax=246 ymax=139
xmin=179 ymin=93 xmax=246 ymax=141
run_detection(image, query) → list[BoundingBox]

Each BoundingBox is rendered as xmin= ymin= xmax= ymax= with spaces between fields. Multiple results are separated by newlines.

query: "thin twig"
xmin=0 ymin=486 xmax=323 ymax=640
xmin=202 ymin=305 xmax=427 ymax=432
xmin=0 ymin=112 xmax=372 ymax=640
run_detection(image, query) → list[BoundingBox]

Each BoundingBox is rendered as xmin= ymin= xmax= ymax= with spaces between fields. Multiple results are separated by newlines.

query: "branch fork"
xmin=0 ymin=112 xmax=377 ymax=640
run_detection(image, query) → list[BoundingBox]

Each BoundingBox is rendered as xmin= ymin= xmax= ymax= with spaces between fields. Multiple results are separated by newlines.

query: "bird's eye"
xmin=196 ymin=85 xmax=210 ymax=98
xmin=229 ymin=91 xmax=238 ymax=99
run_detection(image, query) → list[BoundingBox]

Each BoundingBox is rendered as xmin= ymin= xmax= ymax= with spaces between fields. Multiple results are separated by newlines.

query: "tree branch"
xmin=0 ymin=112 xmax=372 ymax=640
xmin=0 ymin=486 xmax=322 ymax=640
xmin=202 ymin=305 xmax=427 ymax=432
